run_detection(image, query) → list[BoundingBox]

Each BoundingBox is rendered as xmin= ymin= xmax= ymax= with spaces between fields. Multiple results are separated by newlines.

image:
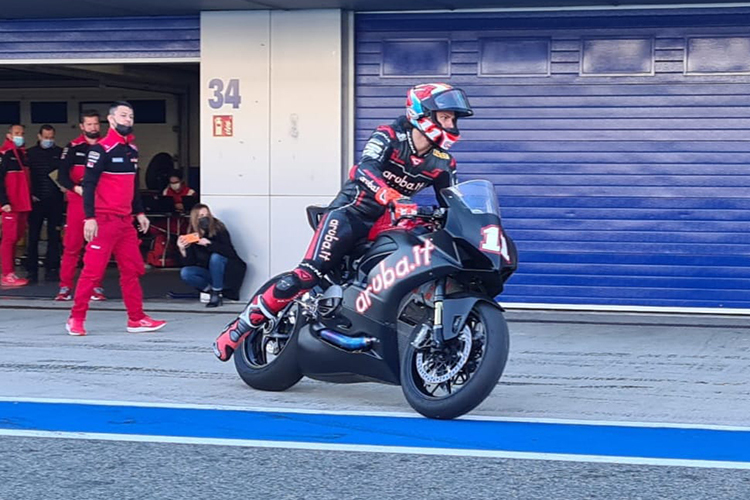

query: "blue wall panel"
xmin=0 ymin=16 xmax=199 ymax=60
xmin=355 ymin=8 xmax=750 ymax=309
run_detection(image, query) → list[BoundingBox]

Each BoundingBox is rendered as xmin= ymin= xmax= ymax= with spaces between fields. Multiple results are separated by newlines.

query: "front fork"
xmin=432 ymin=277 xmax=446 ymax=348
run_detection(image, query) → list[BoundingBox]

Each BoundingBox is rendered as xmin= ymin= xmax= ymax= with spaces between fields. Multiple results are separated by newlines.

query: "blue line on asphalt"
xmin=1 ymin=401 xmax=748 ymax=463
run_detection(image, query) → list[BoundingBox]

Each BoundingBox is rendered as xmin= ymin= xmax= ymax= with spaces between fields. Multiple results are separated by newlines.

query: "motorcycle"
xmin=233 ymin=179 xmax=518 ymax=419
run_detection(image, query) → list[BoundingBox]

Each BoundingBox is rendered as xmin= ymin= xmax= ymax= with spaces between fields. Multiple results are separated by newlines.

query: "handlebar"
xmin=388 ymin=201 xmax=446 ymax=226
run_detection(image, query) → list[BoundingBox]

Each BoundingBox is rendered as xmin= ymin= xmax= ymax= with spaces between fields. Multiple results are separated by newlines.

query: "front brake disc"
xmin=415 ymin=327 xmax=472 ymax=384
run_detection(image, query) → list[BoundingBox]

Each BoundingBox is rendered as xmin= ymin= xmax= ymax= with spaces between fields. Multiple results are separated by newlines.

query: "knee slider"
xmin=294 ymin=266 xmax=320 ymax=288
xmin=273 ymin=273 xmax=302 ymax=300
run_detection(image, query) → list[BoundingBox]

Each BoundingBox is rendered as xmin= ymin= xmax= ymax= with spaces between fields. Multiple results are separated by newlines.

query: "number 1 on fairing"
xmin=480 ymin=225 xmax=511 ymax=262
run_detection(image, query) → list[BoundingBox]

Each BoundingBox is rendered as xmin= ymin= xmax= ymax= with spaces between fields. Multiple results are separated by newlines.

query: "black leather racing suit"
xmin=243 ymin=115 xmax=458 ymax=322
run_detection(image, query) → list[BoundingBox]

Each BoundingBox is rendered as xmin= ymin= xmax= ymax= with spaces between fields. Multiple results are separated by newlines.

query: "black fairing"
xmin=296 ymin=182 xmax=517 ymax=385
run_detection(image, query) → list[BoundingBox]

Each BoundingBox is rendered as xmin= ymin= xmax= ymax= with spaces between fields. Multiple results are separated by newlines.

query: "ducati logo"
xmin=410 ymin=156 xmax=423 ymax=166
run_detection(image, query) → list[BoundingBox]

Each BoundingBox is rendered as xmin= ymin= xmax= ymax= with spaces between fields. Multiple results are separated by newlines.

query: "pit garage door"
xmin=0 ymin=16 xmax=199 ymax=62
xmin=355 ymin=8 xmax=750 ymax=311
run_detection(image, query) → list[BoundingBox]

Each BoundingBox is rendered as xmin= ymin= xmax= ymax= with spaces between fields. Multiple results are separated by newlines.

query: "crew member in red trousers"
xmin=0 ymin=124 xmax=32 ymax=288
xmin=66 ymin=102 xmax=166 ymax=336
xmin=56 ymin=110 xmax=106 ymax=301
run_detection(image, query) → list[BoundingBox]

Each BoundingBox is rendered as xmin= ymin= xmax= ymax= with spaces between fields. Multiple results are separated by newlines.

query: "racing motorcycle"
xmin=233 ymin=180 xmax=518 ymax=419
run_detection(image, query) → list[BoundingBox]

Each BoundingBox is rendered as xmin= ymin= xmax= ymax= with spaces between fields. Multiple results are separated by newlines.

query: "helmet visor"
xmin=433 ymin=89 xmax=473 ymax=118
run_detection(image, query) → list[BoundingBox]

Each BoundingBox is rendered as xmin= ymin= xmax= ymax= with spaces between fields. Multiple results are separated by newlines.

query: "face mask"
xmin=170 ymin=183 xmax=181 ymax=191
xmin=40 ymin=139 xmax=55 ymax=149
xmin=114 ymin=123 xmax=133 ymax=136
xmin=84 ymin=131 xmax=100 ymax=139
xmin=198 ymin=217 xmax=210 ymax=231
xmin=12 ymin=136 xmax=24 ymax=147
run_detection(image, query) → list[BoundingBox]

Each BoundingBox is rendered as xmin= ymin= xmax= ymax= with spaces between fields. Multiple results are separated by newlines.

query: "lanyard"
xmin=11 ymin=148 xmax=26 ymax=169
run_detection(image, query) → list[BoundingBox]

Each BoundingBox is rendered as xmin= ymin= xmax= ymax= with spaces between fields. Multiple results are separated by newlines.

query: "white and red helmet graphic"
xmin=406 ymin=83 xmax=473 ymax=150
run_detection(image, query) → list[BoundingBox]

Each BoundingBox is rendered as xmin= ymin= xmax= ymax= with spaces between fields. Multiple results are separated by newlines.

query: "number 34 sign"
xmin=208 ymin=78 xmax=241 ymax=137
xmin=208 ymin=78 xmax=242 ymax=109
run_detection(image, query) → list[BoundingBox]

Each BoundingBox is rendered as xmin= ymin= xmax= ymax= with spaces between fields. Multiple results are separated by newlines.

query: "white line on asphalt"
xmin=1 ymin=396 xmax=749 ymax=432
xmin=2 ymin=428 xmax=749 ymax=470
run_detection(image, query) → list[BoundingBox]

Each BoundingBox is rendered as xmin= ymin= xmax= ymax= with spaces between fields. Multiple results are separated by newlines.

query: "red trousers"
xmin=60 ymin=195 xmax=101 ymax=290
xmin=70 ymin=214 xmax=145 ymax=322
xmin=1 ymin=211 xmax=28 ymax=276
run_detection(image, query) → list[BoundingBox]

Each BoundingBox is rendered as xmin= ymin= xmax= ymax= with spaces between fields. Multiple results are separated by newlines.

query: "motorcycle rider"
xmin=213 ymin=83 xmax=474 ymax=361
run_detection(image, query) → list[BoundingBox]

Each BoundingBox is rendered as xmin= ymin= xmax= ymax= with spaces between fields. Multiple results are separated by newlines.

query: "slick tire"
xmin=233 ymin=305 xmax=303 ymax=392
xmin=400 ymin=302 xmax=509 ymax=420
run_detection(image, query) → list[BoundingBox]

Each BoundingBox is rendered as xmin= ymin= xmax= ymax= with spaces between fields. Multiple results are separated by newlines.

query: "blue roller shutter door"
xmin=355 ymin=9 xmax=750 ymax=310
xmin=0 ymin=16 xmax=199 ymax=61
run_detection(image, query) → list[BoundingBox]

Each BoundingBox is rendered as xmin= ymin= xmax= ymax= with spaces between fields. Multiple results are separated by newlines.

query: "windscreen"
xmin=442 ymin=180 xmax=500 ymax=216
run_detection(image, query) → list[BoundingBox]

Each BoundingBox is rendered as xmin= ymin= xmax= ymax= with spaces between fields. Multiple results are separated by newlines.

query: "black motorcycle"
xmin=233 ymin=180 xmax=518 ymax=419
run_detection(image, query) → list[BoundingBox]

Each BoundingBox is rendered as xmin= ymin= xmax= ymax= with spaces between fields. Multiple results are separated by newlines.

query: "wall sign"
xmin=213 ymin=115 xmax=233 ymax=137
xmin=208 ymin=78 xmax=242 ymax=109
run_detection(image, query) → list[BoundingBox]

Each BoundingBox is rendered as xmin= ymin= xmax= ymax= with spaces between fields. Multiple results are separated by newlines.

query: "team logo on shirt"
xmin=86 ymin=151 xmax=100 ymax=168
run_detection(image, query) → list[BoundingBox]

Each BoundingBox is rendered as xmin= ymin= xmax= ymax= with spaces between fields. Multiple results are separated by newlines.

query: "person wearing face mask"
xmin=56 ymin=110 xmax=107 ymax=301
xmin=0 ymin=124 xmax=32 ymax=288
xmin=25 ymin=124 xmax=64 ymax=284
xmin=162 ymin=170 xmax=196 ymax=213
xmin=64 ymin=101 xmax=166 ymax=336
xmin=145 ymin=169 xmax=197 ymax=268
xmin=177 ymin=203 xmax=246 ymax=308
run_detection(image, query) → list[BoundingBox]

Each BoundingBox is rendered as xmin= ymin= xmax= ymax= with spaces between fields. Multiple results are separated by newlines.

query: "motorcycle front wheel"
xmin=233 ymin=303 xmax=304 ymax=392
xmin=400 ymin=301 xmax=509 ymax=419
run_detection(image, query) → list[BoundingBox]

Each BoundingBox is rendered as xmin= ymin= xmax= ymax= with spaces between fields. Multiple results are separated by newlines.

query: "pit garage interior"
xmin=0 ymin=16 xmax=201 ymax=298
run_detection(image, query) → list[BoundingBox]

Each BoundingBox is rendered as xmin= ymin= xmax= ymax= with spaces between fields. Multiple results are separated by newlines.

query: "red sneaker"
xmin=65 ymin=318 xmax=87 ymax=336
xmin=127 ymin=316 xmax=167 ymax=333
xmin=1 ymin=274 xmax=29 ymax=288
xmin=91 ymin=287 xmax=107 ymax=301
xmin=54 ymin=286 xmax=72 ymax=301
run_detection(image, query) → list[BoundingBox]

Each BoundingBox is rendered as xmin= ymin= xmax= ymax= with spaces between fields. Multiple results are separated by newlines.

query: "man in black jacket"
xmin=25 ymin=124 xmax=63 ymax=283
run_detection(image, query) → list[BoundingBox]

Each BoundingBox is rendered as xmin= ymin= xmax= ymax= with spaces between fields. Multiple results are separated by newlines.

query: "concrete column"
xmin=201 ymin=10 xmax=342 ymax=298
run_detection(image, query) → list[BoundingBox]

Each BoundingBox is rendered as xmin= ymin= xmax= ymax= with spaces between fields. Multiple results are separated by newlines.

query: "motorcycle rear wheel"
xmin=400 ymin=301 xmax=509 ymax=419
xmin=233 ymin=303 xmax=304 ymax=392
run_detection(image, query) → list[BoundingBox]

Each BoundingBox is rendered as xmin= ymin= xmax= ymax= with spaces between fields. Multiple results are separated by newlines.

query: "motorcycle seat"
xmin=306 ymin=205 xmax=328 ymax=230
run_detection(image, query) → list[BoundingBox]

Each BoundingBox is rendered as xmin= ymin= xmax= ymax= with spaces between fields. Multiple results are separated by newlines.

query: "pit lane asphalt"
xmin=1 ymin=302 xmax=749 ymax=498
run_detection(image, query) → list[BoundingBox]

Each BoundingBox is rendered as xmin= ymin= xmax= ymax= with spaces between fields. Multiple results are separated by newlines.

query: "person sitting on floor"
xmin=177 ymin=203 xmax=246 ymax=308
